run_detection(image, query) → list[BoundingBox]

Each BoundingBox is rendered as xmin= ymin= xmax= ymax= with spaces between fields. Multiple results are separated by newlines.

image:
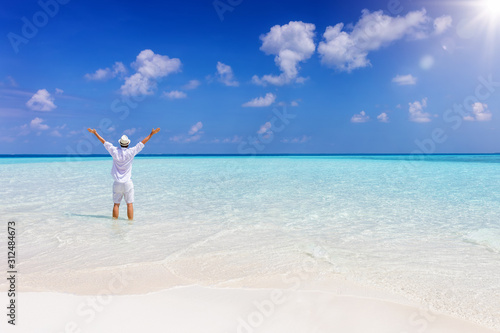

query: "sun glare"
xmin=482 ymin=0 xmax=500 ymax=16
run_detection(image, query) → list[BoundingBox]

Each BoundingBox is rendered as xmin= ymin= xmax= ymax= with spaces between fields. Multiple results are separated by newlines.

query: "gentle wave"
xmin=464 ymin=228 xmax=500 ymax=253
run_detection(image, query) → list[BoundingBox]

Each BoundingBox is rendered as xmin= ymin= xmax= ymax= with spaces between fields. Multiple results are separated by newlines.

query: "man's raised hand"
xmin=142 ymin=128 xmax=160 ymax=144
xmin=88 ymin=128 xmax=105 ymax=144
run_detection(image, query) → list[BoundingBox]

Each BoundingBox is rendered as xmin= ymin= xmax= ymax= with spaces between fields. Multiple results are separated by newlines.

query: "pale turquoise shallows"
xmin=0 ymin=155 xmax=499 ymax=329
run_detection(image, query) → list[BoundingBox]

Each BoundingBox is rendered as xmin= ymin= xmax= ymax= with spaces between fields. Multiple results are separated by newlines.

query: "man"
xmin=87 ymin=127 xmax=161 ymax=220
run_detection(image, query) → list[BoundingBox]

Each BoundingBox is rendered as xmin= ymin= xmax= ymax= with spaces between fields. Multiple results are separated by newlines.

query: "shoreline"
xmin=1 ymin=266 xmax=499 ymax=332
xmin=1 ymin=285 xmax=498 ymax=333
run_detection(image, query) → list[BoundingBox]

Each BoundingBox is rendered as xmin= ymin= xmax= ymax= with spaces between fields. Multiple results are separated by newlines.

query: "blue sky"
xmin=1 ymin=0 xmax=499 ymax=154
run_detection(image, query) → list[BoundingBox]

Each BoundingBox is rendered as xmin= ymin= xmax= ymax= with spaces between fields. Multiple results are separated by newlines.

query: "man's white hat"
xmin=119 ymin=135 xmax=131 ymax=146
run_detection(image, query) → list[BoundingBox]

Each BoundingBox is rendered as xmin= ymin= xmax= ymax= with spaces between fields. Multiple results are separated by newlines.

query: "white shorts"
xmin=113 ymin=180 xmax=134 ymax=204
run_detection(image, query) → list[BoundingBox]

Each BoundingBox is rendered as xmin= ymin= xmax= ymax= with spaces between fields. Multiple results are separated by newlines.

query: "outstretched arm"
xmin=87 ymin=128 xmax=105 ymax=144
xmin=142 ymin=128 xmax=161 ymax=145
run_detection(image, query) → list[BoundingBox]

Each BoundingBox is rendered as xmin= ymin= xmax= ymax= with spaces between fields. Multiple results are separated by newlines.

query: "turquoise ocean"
xmin=0 ymin=155 xmax=499 ymax=330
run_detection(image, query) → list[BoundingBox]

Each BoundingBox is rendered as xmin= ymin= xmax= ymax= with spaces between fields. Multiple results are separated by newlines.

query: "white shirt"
xmin=104 ymin=141 xmax=144 ymax=183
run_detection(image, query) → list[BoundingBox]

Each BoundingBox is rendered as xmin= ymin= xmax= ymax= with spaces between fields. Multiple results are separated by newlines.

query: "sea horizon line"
xmin=1 ymin=153 xmax=500 ymax=158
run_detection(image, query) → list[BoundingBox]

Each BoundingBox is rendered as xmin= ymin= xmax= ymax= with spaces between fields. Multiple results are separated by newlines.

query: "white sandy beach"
xmin=1 ymin=285 xmax=498 ymax=333
xmin=1 ymin=264 xmax=499 ymax=332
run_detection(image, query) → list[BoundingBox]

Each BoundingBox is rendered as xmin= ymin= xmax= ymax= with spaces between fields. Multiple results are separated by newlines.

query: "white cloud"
xmin=279 ymin=100 xmax=301 ymax=107
xmin=120 ymin=73 xmax=152 ymax=96
xmin=212 ymin=136 xmax=243 ymax=144
xmin=473 ymin=103 xmax=492 ymax=121
xmin=409 ymin=98 xmax=431 ymax=123
xmin=257 ymin=122 xmax=272 ymax=134
xmin=85 ymin=62 xmax=127 ymax=81
xmin=26 ymin=89 xmax=56 ymax=111
xmin=50 ymin=130 xmax=62 ymax=137
xmin=221 ymin=135 xmax=242 ymax=143
xmin=163 ymin=90 xmax=187 ymax=99
xmin=113 ymin=62 xmax=127 ymax=76
xmin=5 ymin=76 xmax=18 ymax=87
xmin=30 ymin=117 xmax=49 ymax=130
xmin=123 ymin=128 xmax=136 ymax=136
xmin=188 ymin=121 xmax=203 ymax=135
xmin=185 ymin=134 xmax=202 ymax=143
xmin=55 ymin=88 xmax=64 ymax=94
xmin=253 ymin=21 xmax=316 ymax=86
xmin=170 ymin=122 xmax=204 ymax=143
xmin=68 ymin=130 xmax=80 ymax=136
xmin=295 ymin=77 xmax=308 ymax=84
xmin=377 ymin=112 xmax=389 ymax=122
xmin=49 ymin=124 xmax=66 ymax=137
xmin=464 ymin=102 xmax=492 ymax=122
xmin=19 ymin=124 xmax=30 ymax=136
xmin=242 ymin=93 xmax=276 ymax=107
xmin=318 ymin=9 xmax=430 ymax=72
xmin=121 ymin=50 xmax=181 ymax=96
xmin=85 ymin=68 xmax=112 ymax=81
xmin=281 ymin=135 xmax=311 ymax=143
xmin=216 ymin=62 xmax=239 ymax=87
xmin=133 ymin=50 xmax=181 ymax=78
xmin=170 ymin=134 xmax=201 ymax=143
xmin=351 ymin=110 xmax=370 ymax=123
xmin=392 ymin=74 xmax=417 ymax=85
xmin=183 ymin=79 xmax=201 ymax=90
xmin=170 ymin=135 xmax=188 ymax=143
xmin=434 ymin=15 xmax=452 ymax=35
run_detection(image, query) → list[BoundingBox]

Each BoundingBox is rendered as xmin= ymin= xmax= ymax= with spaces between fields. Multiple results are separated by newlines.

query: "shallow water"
xmin=0 ymin=155 xmax=499 ymax=329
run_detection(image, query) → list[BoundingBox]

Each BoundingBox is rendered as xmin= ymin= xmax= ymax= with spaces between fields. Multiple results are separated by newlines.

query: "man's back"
xmin=88 ymin=127 xmax=160 ymax=220
xmin=104 ymin=141 xmax=144 ymax=183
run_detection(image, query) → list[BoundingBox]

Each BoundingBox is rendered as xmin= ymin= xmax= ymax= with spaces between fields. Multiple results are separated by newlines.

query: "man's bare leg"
xmin=127 ymin=203 xmax=133 ymax=220
xmin=113 ymin=203 xmax=120 ymax=219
